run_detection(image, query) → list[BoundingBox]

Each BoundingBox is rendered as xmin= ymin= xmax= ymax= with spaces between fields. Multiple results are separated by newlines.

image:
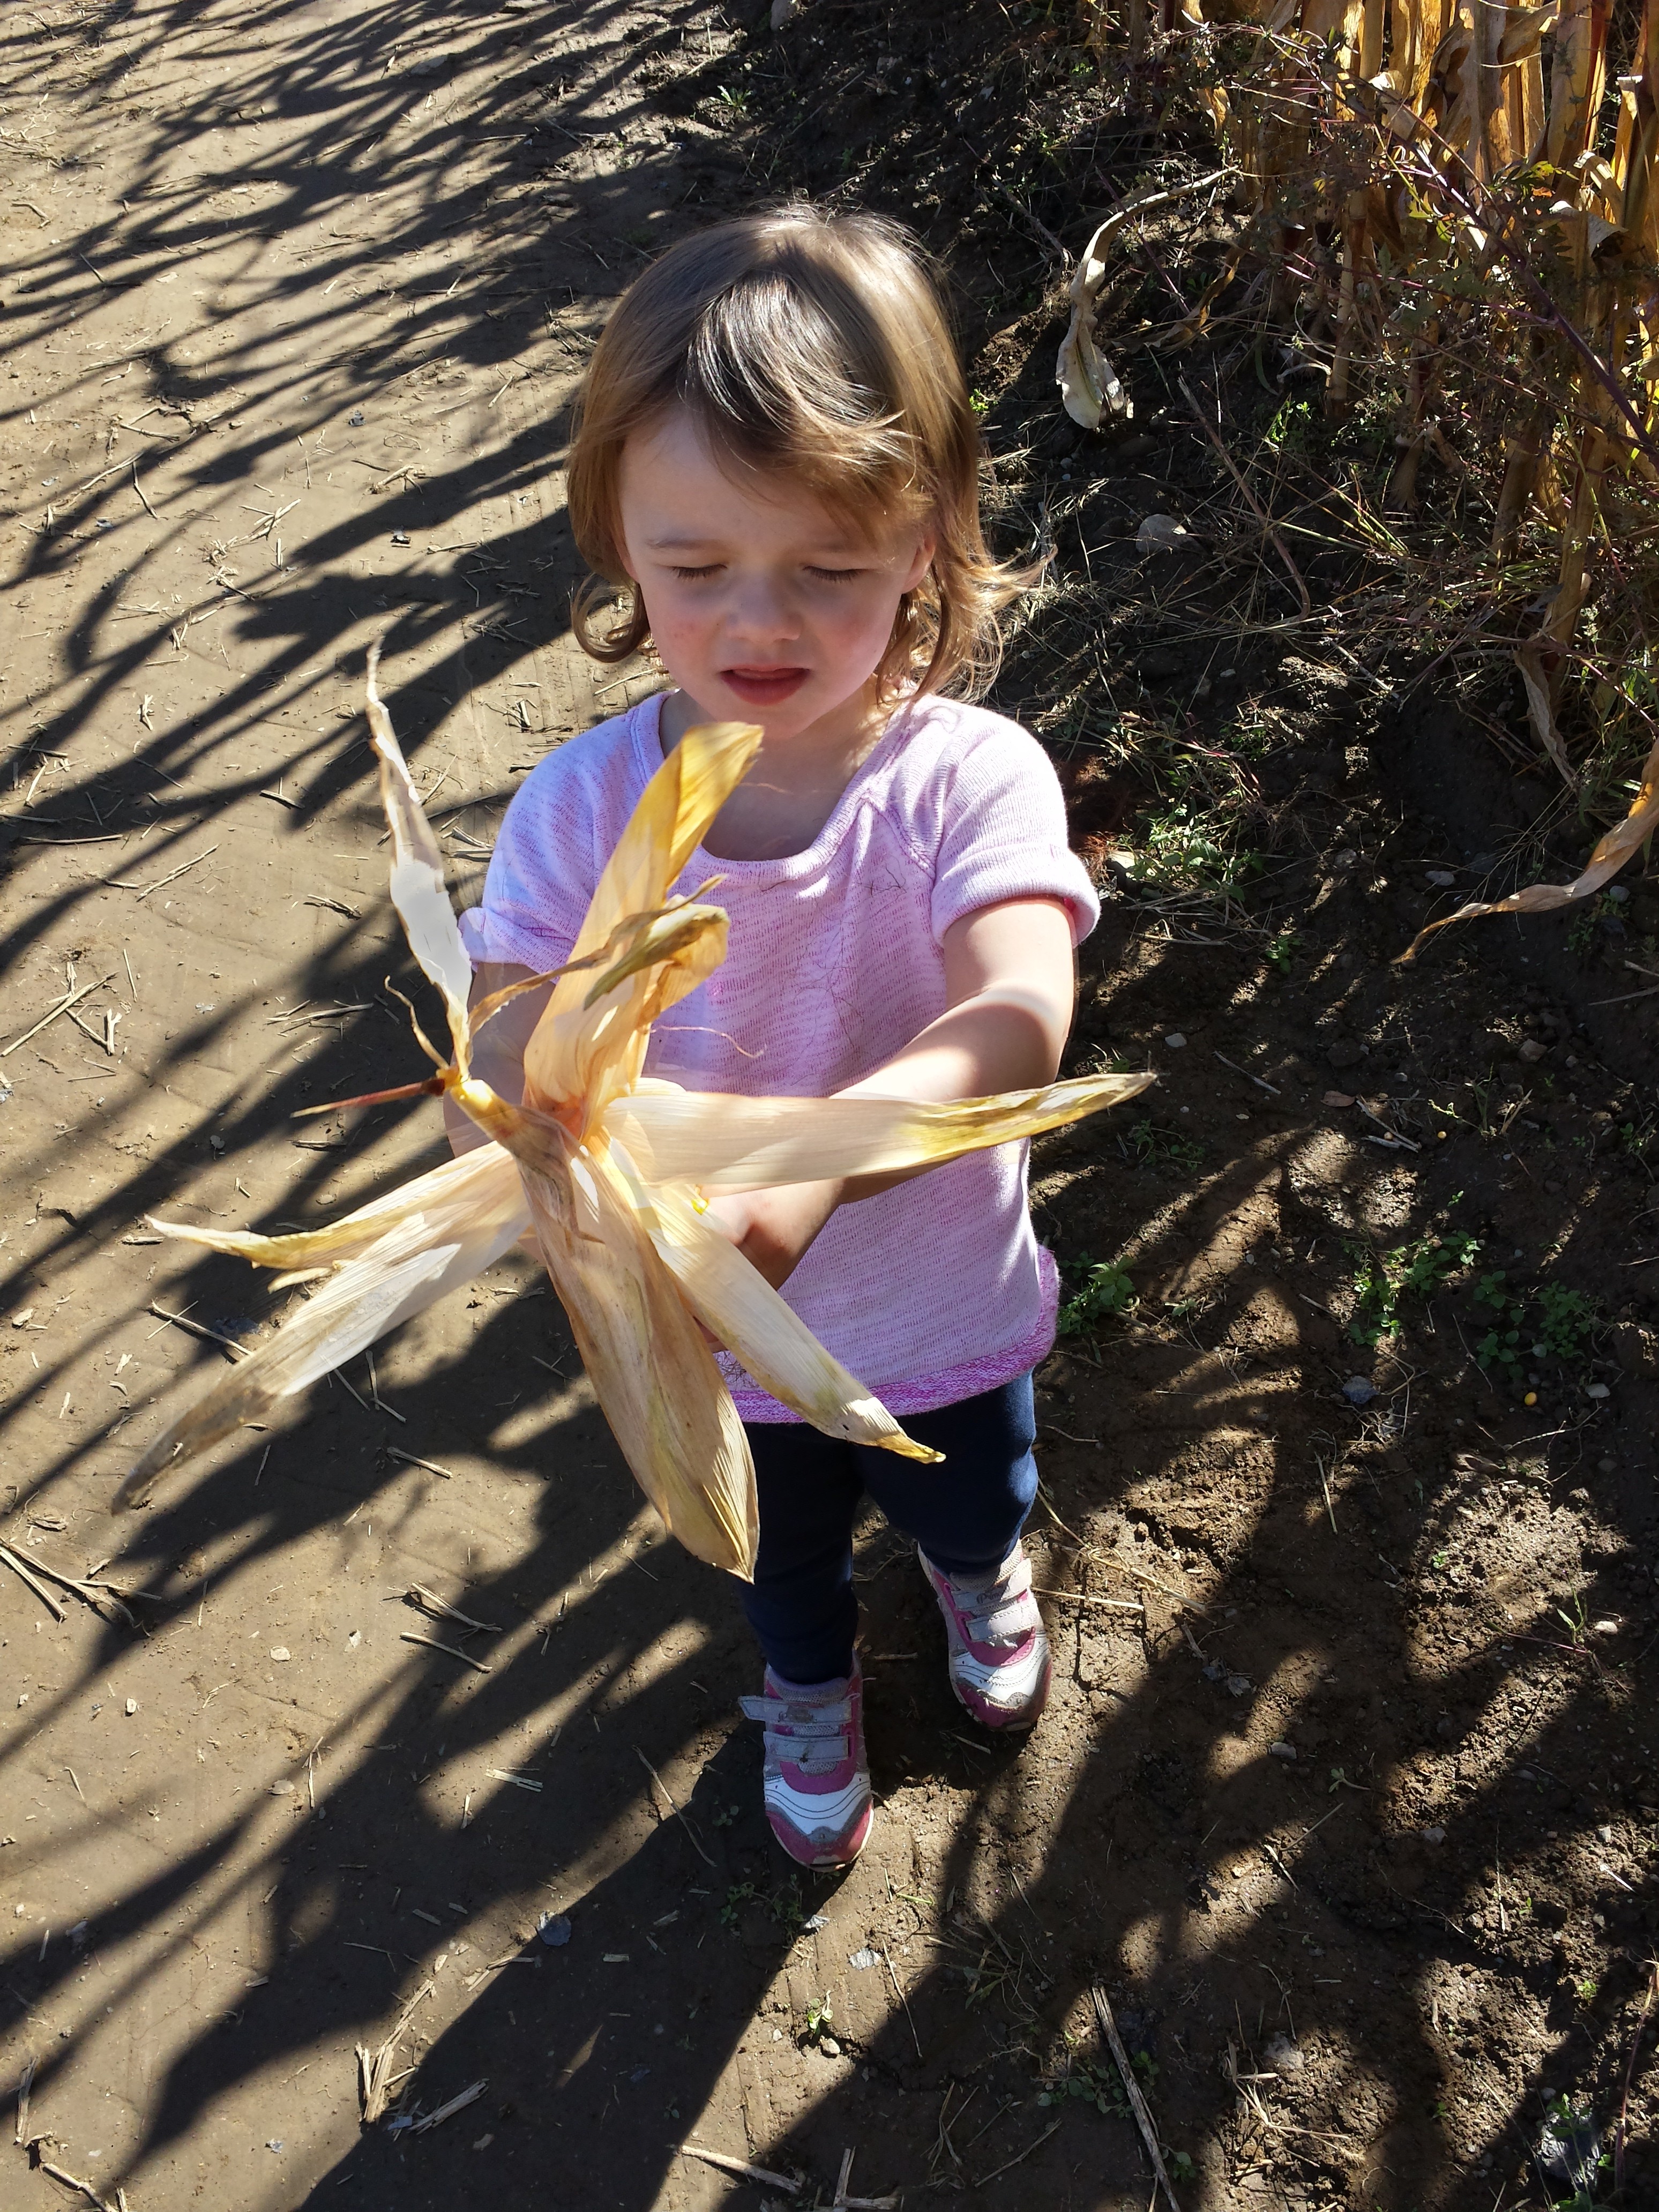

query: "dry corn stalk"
xmin=119 ymin=654 xmax=1152 ymax=1576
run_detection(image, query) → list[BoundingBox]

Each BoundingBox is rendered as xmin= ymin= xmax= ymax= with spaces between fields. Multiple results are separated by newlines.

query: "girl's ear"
xmin=900 ymin=530 xmax=937 ymax=594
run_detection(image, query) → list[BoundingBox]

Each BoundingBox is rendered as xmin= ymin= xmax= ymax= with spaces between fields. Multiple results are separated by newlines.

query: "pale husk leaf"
xmin=621 ymin=1163 xmax=943 ymax=1464
xmin=145 ymin=1142 xmax=526 ymax=1274
xmin=521 ymin=1145 xmax=758 ymax=1576
xmin=364 ymin=646 xmax=474 ymax=1053
xmin=118 ymin=1200 xmax=526 ymax=1508
xmin=604 ymin=1070 xmax=1156 ymax=1191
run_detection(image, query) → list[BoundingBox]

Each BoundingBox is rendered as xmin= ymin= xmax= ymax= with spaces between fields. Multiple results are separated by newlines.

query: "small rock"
xmin=408 ymin=51 xmax=451 ymax=74
xmin=270 ymin=1647 xmax=290 ymax=1662
xmin=1421 ymin=1824 xmax=1446 ymax=1844
xmin=1226 ymin=1673 xmax=1252 ymax=1699
xmin=1268 ymin=1740 xmax=1297 ymax=1761
xmin=124 ymin=1698 xmax=138 ymax=1716
xmin=390 ymin=531 xmax=410 ymax=547
xmin=270 ymin=1780 xmax=295 ymax=1797
xmin=800 ymin=1913 xmax=828 ymax=1932
xmin=1591 ymin=1618 xmax=1620 ymax=1636
xmin=1163 ymin=1032 xmax=1187 ymax=1049
xmin=1585 ymin=1382 xmax=1610 ymax=1400
xmin=1518 ymin=1037 xmax=1549 ymax=1063
xmin=848 ymin=1947 xmax=880 ymax=1970
xmin=1597 ymin=1824 xmax=1614 ymax=1843
xmin=538 ymin=1912 xmax=572 ymax=1948
xmin=1425 ymin=870 xmax=1456 ymax=888
xmin=1341 ymin=1377 xmax=1377 ymax=1408
xmin=348 ymin=410 xmax=365 ymax=426
xmin=472 ymin=2133 xmax=494 ymax=2150
xmin=818 ymin=2035 xmax=841 ymax=2057
xmin=266 ymin=2140 xmax=284 ymax=2153
xmin=1264 ymin=2034 xmax=1304 ymax=2071
xmin=1136 ymin=513 xmax=1189 ymax=554
xmin=1322 ymin=1089 xmax=1355 ymax=1107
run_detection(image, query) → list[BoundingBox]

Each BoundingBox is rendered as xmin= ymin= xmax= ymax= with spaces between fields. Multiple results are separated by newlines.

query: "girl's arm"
xmin=707 ymin=894 xmax=1077 ymax=1288
xmin=447 ymin=895 xmax=1077 ymax=1289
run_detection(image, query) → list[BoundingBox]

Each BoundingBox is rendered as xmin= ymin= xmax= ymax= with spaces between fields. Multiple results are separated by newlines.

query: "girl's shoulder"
xmin=504 ymin=697 xmax=657 ymax=833
xmin=875 ymin=694 xmax=1066 ymax=818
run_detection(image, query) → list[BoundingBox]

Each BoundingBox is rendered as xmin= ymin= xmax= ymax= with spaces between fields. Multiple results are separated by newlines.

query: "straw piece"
xmin=1093 ymin=1984 xmax=1184 ymax=2210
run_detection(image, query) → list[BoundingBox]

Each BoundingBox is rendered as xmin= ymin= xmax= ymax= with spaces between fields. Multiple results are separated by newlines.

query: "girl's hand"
xmin=703 ymin=1178 xmax=843 ymax=1291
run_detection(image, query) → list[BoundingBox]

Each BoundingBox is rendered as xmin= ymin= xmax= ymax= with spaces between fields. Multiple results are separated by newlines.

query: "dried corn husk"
xmin=123 ymin=659 xmax=1153 ymax=1574
xmin=1395 ymin=729 xmax=1659 ymax=961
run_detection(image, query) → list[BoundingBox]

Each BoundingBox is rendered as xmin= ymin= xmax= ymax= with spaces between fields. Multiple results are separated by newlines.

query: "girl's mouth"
xmin=721 ymin=666 xmax=809 ymax=706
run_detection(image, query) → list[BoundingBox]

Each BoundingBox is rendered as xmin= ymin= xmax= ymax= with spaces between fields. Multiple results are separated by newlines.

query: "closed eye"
xmin=669 ymin=563 xmax=722 ymax=581
xmin=807 ymin=566 xmax=863 ymax=583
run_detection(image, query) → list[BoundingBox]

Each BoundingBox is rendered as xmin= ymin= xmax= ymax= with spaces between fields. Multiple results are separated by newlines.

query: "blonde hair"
xmin=566 ymin=206 xmax=1025 ymax=701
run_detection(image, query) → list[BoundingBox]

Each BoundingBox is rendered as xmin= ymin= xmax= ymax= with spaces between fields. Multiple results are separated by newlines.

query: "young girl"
xmin=455 ymin=208 xmax=1099 ymax=1870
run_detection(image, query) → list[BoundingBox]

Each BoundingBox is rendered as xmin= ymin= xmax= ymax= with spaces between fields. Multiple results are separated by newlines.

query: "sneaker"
xmin=738 ymin=1662 xmax=871 ymax=1870
xmin=920 ymin=1542 xmax=1051 ymax=1730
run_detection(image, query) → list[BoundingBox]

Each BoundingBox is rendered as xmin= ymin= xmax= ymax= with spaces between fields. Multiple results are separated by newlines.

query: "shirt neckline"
xmin=632 ymin=689 xmax=922 ymax=880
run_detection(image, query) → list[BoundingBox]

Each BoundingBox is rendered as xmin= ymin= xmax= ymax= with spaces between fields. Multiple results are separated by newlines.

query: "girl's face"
xmin=615 ymin=407 xmax=935 ymax=748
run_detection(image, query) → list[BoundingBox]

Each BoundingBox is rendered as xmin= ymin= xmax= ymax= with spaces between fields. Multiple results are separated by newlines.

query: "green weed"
xmin=1347 ymin=1220 xmax=1481 ymax=1344
xmin=1130 ymin=1117 xmax=1207 ymax=1175
xmin=1140 ymin=799 xmax=1262 ymax=895
xmin=802 ymin=1994 xmax=833 ymax=2045
xmin=1474 ymin=1272 xmax=1602 ymax=1373
xmin=1265 ymin=927 xmax=1300 ymax=972
xmin=1058 ymin=1256 xmax=1138 ymax=1335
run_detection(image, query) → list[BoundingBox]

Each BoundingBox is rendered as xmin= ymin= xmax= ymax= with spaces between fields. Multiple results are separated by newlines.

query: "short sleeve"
xmin=928 ymin=721 xmax=1100 ymax=947
xmin=455 ymin=717 xmax=640 ymax=970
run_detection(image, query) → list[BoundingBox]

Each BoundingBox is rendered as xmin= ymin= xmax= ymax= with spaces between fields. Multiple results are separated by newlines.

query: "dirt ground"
xmin=3 ymin=3 xmax=1657 ymax=2210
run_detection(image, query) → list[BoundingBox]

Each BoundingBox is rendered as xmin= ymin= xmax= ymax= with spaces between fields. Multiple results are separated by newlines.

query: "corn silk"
xmin=119 ymin=657 xmax=1153 ymax=1575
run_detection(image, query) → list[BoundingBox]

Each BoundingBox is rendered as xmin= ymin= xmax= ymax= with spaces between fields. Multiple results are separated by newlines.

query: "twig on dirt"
xmin=1106 ymin=1557 xmax=1208 ymax=1615
xmin=146 ymin=1304 xmax=248 ymax=1361
xmin=973 ymin=2119 xmax=1062 ymax=2188
xmin=28 ymin=2148 xmax=122 ymax=2212
xmin=883 ymin=1948 xmax=924 ymax=2059
xmin=1 ymin=974 xmax=116 ymax=1057
xmin=680 ymin=2144 xmax=800 ymax=2193
xmin=1177 ymin=374 xmax=1311 ymax=619
xmin=409 ymin=2078 xmax=486 ymax=2134
xmin=1094 ymin=1985 xmax=1184 ymax=2210
xmin=1033 ymin=1587 xmax=1146 ymax=1612
xmin=400 ymin=1632 xmax=491 ymax=1674
xmin=1213 ymin=1049 xmax=1280 ymax=1094
xmin=1357 ymin=1098 xmax=1421 ymax=1151
xmin=0 ymin=1545 xmax=66 ymax=1621
xmin=387 ymin=1448 xmax=455 ymax=1480
xmin=131 ymin=459 xmax=159 ymax=522
xmin=634 ymin=1747 xmax=715 ymax=1866
xmin=356 ymin=1979 xmax=433 ymax=2121
xmin=106 ymin=845 xmax=218 ymax=899
xmin=405 ymin=1583 xmax=498 ymax=1633
xmin=3 ymin=1548 xmax=132 ymax=1626
xmin=14 ymin=2057 xmax=34 ymax=2146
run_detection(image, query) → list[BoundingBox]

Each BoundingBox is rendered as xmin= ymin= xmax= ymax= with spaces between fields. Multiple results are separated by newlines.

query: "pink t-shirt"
xmin=459 ymin=690 xmax=1099 ymax=1421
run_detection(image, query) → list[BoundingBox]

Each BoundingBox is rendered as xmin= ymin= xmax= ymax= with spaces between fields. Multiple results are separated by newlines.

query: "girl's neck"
xmin=657 ymin=685 xmax=894 ymax=863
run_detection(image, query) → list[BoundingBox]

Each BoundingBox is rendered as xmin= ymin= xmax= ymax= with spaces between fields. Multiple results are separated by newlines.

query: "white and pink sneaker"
xmin=739 ymin=1662 xmax=872 ymax=1869
xmin=920 ymin=1542 xmax=1051 ymax=1730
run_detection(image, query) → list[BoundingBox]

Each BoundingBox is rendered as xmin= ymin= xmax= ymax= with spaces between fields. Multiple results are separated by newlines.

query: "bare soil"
xmin=2 ymin=4 xmax=1656 ymax=2211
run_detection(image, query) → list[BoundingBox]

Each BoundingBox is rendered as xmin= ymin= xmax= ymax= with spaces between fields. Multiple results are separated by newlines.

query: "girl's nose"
xmin=726 ymin=571 xmax=800 ymax=644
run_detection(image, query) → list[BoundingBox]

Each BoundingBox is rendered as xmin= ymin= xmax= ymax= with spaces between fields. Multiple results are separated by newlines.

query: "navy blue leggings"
xmin=739 ymin=1374 xmax=1038 ymax=1686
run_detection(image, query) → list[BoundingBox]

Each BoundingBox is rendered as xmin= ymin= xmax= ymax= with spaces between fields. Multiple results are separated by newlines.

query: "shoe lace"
xmin=948 ymin=1551 xmax=1037 ymax=1647
xmin=738 ymin=1687 xmax=853 ymax=1774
